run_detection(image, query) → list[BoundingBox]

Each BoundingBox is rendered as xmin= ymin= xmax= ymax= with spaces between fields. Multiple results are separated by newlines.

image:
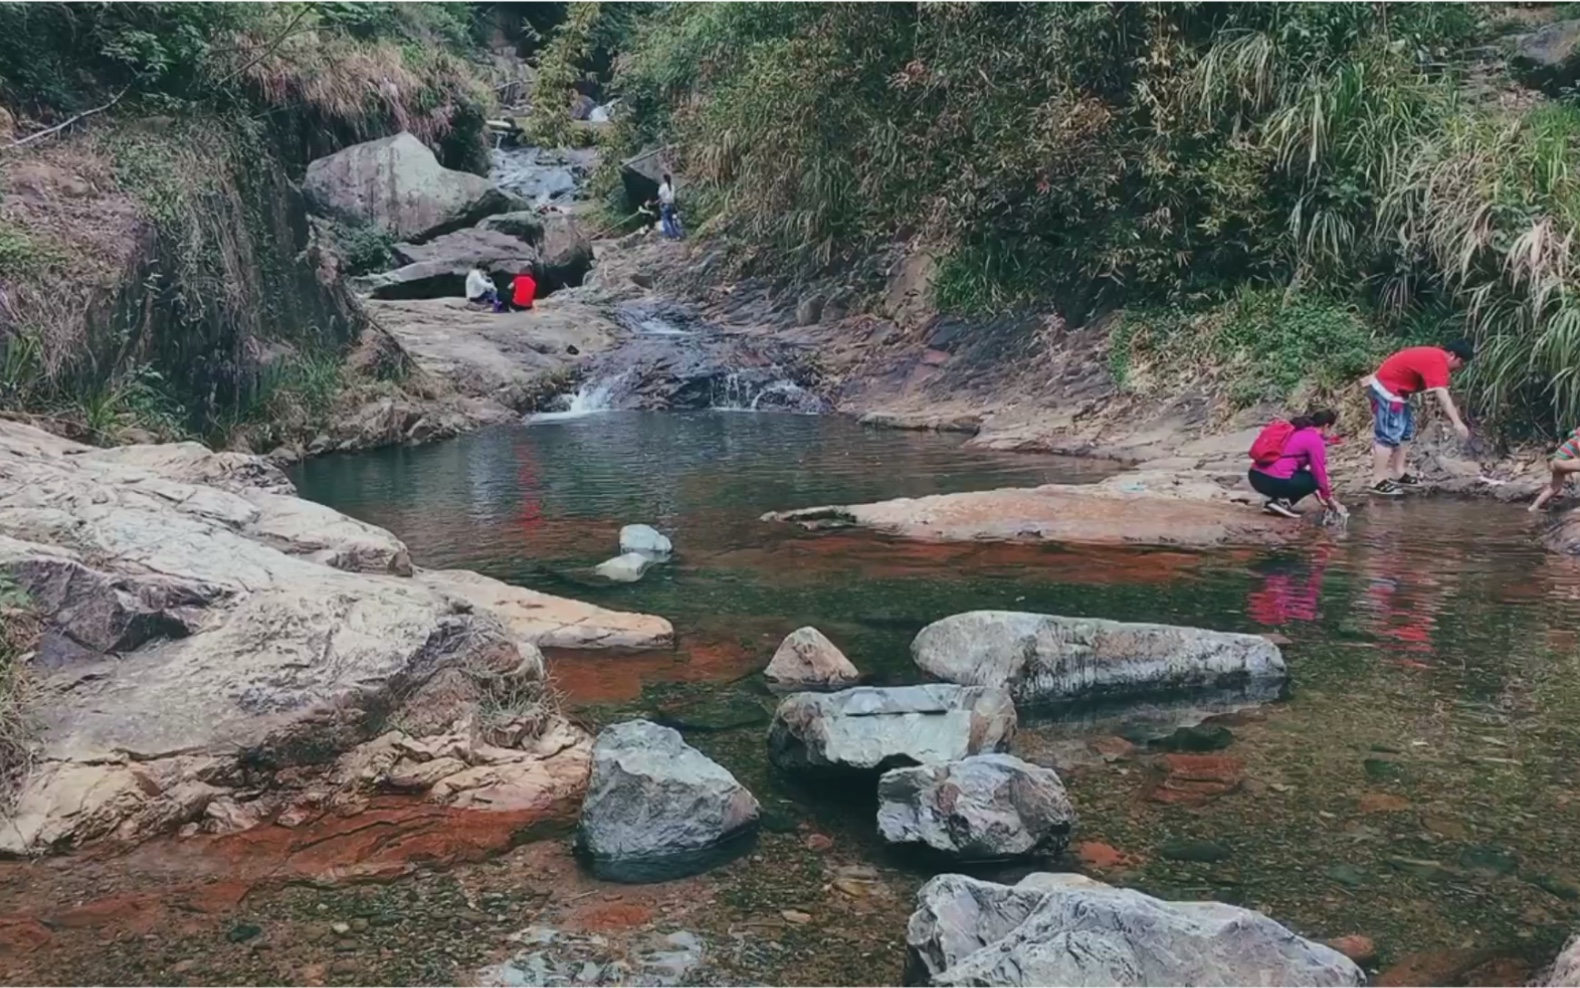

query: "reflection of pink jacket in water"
xmin=1257 ymin=427 xmax=1333 ymax=498
xmin=1249 ymin=573 xmax=1320 ymax=624
xmin=1248 ymin=547 xmax=1330 ymax=626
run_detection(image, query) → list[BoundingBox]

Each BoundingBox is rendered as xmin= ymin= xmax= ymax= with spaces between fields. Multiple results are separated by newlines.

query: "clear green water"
xmin=292 ymin=411 xmax=1580 ymax=982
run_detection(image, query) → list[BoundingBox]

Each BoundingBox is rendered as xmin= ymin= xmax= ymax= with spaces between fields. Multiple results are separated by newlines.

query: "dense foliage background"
xmin=562 ymin=2 xmax=1580 ymax=433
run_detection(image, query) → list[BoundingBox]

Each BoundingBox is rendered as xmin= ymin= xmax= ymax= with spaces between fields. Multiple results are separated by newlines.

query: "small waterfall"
xmin=529 ymin=370 xmax=633 ymax=423
xmin=710 ymin=373 xmax=825 ymax=414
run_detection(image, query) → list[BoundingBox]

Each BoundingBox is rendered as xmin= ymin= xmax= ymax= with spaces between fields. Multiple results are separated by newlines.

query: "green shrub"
xmin=337 ymin=223 xmax=398 ymax=276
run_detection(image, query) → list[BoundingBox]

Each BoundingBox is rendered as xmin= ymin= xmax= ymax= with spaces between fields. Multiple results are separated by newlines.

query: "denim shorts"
xmin=1369 ymin=386 xmax=1415 ymax=448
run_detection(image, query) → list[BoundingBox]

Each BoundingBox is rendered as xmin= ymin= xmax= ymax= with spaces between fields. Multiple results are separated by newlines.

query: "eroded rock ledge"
xmin=0 ymin=422 xmax=671 ymax=855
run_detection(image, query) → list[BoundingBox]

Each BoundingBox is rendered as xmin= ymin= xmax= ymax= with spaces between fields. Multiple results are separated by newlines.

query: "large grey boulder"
xmin=767 ymin=685 xmax=1015 ymax=773
xmin=877 ymin=754 xmax=1073 ymax=860
xmin=478 ymin=210 xmax=546 ymax=244
xmin=764 ymin=626 xmax=860 ymax=691
xmin=912 ymin=611 xmax=1284 ymax=707
xmin=578 ymin=720 xmax=759 ymax=878
xmin=537 ymin=210 xmax=594 ymax=289
xmin=0 ymin=421 xmax=664 ymax=854
xmin=906 ymin=872 xmax=1363 ymax=987
xmin=304 ymin=132 xmax=520 ymax=242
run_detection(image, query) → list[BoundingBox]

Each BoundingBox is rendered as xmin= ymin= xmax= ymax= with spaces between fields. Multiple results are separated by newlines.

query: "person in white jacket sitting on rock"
xmin=464 ymin=266 xmax=498 ymax=308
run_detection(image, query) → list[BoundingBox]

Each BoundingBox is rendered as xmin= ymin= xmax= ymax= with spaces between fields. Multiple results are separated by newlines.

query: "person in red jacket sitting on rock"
xmin=509 ymin=270 xmax=537 ymax=311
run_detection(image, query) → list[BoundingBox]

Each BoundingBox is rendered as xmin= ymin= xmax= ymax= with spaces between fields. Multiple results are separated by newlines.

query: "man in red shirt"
xmin=509 ymin=270 xmax=537 ymax=311
xmin=1364 ymin=340 xmax=1474 ymax=496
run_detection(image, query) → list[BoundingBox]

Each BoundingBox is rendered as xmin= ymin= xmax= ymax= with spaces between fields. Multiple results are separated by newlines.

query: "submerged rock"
xmin=911 ymin=610 xmax=1285 ymax=707
xmin=303 ymin=132 xmax=520 ymax=242
xmin=595 ymin=552 xmax=654 ymax=583
xmin=577 ymin=720 xmax=759 ymax=881
xmin=764 ymin=626 xmax=860 ymax=691
xmin=619 ymin=523 xmax=673 ymax=556
xmin=906 ymin=872 xmax=1363 ymax=987
xmin=480 ymin=926 xmax=705 ymax=987
xmin=768 ymin=684 xmax=1016 ymax=773
xmin=877 ymin=754 xmax=1073 ymax=860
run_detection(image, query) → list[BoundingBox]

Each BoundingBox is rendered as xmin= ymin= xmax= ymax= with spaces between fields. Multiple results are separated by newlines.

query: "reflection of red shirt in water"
xmin=511 ymin=272 xmax=537 ymax=309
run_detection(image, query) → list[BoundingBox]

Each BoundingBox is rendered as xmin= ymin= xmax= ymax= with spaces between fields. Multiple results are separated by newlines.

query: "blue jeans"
xmin=1369 ymin=385 xmax=1415 ymax=448
xmin=660 ymin=203 xmax=681 ymax=239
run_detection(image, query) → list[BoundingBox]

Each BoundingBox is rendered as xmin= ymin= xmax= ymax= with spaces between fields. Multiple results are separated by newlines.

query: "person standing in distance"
xmin=657 ymin=173 xmax=680 ymax=240
xmin=1363 ymin=340 xmax=1475 ymax=496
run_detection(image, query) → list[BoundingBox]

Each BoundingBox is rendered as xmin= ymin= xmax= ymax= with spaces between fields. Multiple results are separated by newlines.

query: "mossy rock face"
xmin=1508 ymin=19 xmax=1580 ymax=96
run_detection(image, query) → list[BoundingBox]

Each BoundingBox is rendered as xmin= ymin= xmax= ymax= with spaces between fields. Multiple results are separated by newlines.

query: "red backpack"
xmin=1249 ymin=420 xmax=1296 ymax=468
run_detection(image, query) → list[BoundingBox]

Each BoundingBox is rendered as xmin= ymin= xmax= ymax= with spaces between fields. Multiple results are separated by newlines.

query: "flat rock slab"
xmin=912 ymin=610 xmax=1285 ymax=707
xmin=367 ymin=295 xmax=620 ymax=408
xmin=768 ymin=684 xmax=1016 ymax=773
xmin=417 ymin=569 xmax=671 ymax=650
xmin=907 ymin=872 xmax=1364 ymax=986
xmin=768 ymin=475 xmax=1305 ymax=549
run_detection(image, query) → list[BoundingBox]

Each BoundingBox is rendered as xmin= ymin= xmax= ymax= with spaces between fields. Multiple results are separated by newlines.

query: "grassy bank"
xmin=0 ymin=3 xmax=496 ymax=446
xmin=565 ymin=3 xmax=1580 ymax=435
xmin=0 ymin=573 xmax=36 ymax=805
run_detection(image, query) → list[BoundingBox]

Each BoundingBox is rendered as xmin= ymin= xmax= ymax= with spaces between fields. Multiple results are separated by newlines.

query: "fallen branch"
xmin=4 ymin=87 xmax=129 ymax=151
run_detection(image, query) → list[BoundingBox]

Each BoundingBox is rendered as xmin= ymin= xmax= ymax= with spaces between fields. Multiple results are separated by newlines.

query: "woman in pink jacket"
xmin=1248 ymin=409 xmax=1348 ymax=519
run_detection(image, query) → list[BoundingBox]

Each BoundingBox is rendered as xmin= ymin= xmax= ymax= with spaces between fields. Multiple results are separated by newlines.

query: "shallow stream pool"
xmin=291 ymin=411 xmax=1580 ymax=983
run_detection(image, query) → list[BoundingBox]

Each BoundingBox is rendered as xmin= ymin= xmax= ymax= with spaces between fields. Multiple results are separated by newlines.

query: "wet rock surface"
xmin=877 ymin=754 xmax=1074 ymax=860
xmin=577 ymin=720 xmax=760 ymax=882
xmin=906 ymin=872 xmax=1364 ymax=986
xmin=767 ymin=685 xmax=1016 ymax=773
xmin=911 ymin=610 xmax=1286 ymax=707
xmin=764 ymin=626 xmax=861 ymax=691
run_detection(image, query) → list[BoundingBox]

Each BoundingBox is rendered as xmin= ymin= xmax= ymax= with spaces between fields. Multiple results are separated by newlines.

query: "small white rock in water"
xmin=764 ymin=626 xmax=860 ymax=690
xmin=595 ymin=552 xmax=653 ymax=583
xmin=620 ymin=523 xmax=672 ymax=556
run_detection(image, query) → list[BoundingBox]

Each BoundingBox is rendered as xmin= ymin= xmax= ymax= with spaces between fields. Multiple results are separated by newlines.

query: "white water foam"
xmin=710 ymin=374 xmax=821 ymax=414
xmin=528 ymin=371 xmax=631 ymax=423
xmin=636 ymin=316 xmax=693 ymax=337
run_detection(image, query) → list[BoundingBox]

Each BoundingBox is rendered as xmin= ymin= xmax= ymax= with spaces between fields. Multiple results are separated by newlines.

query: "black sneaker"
xmin=1263 ymin=499 xmax=1299 ymax=519
xmin=1395 ymin=474 xmax=1422 ymax=487
xmin=1369 ymin=480 xmax=1405 ymax=497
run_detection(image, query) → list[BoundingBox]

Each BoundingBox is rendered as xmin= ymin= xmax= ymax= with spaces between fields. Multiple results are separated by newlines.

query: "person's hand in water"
xmin=1453 ymin=421 xmax=1471 ymax=442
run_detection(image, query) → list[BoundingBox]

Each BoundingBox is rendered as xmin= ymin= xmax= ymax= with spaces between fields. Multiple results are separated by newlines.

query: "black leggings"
xmin=1248 ymin=468 xmax=1318 ymax=504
